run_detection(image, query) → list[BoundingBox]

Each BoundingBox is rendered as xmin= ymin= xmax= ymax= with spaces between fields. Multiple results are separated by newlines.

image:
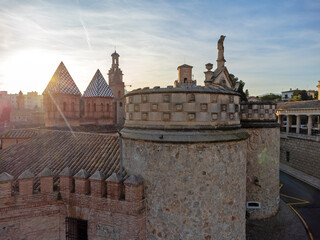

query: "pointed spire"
xmin=83 ymin=69 xmax=114 ymax=98
xmin=43 ymin=61 xmax=81 ymax=95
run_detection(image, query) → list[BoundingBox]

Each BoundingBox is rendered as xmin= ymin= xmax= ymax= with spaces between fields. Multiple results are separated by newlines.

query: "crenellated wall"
xmin=125 ymin=86 xmax=241 ymax=130
xmin=0 ymin=168 xmax=145 ymax=240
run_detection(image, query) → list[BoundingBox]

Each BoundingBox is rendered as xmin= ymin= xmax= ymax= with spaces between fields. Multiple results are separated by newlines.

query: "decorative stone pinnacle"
xmin=18 ymin=169 xmax=34 ymax=179
xmin=0 ymin=172 xmax=14 ymax=182
xmin=89 ymin=170 xmax=105 ymax=181
xmin=60 ymin=167 xmax=73 ymax=177
xmin=38 ymin=167 xmax=53 ymax=177
xmin=124 ymin=175 xmax=143 ymax=185
xmin=106 ymin=173 xmax=122 ymax=183
xmin=74 ymin=169 xmax=89 ymax=179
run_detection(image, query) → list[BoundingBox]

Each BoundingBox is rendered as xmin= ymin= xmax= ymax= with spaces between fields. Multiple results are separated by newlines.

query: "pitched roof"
xmin=177 ymin=64 xmax=193 ymax=69
xmin=277 ymin=100 xmax=320 ymax=110
xmin=83 ymin=69 xmax=114 ymax=98
xmin=0 ymin=130 xmax=123 ymax=191
xmin=43 ymin=62 xmax=81 ymax=96
xmin=1 ymin=129 xmax=40 ymax=139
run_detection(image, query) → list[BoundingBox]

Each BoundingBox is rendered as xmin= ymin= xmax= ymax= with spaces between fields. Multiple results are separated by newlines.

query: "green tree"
xmin=229 ymin=74 xmax=247 ymax=102
xmin=290 ymin=90 xmax=312 ymax=101
xmin=260 ymin=94 xmax=281 ymax=101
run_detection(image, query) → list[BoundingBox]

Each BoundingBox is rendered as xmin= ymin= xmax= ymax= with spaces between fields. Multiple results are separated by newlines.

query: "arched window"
xmin=71 ymin=102 xmax=75 ymax=111
xmin=93 ymin=103 xmax=96 ymax=112
xmin=87 ymin=103 xmax=90 ymax=112
xmin=106 ymin=104 xmax=110 ymax=112
xmin=118 ymin=90 xmax=121 ymax=98
xmin=63 ymin=102 xmax=67 ymax=111
xmin=101 ymin=103 xmax=104 ymax=112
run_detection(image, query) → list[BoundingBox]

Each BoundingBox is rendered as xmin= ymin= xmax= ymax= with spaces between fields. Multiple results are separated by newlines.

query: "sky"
xmin=0 ymin=0 xmax=320 ymax=96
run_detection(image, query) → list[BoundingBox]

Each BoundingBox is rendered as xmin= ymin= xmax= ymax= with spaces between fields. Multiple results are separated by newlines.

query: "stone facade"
xmin=0 ymin=170 xmax=145 ymax=240
xmin=123 ymin=139 xmax=247 ymax=240
xmin=245 ymin=128 xmax=280 ymax=219
xmin=280 ymin=133 xmax=320 ymax=179
xmin=174 ymin=64 xmax=196 ymax=87
xmin=83 ymin=97 xmax=114 ymax=125
xmin=125 ymin=87 xmax=241 ymax=130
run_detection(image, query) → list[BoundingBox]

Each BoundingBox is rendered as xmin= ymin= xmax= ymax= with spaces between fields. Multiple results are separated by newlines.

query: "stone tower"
xmin=17 ymin=91 xmax=25 ymax=110
xmin=82 ymin=69 xmax=115 ymax=125
xmin=174 ymin=64 xmax=196 ymax=87
xmin=108 ymin=51 xmax=125 ymax=126
xmin=317 ymin=81 xmax=320 ymax=100
xmin=43 ymin=62 xmax=81 ymax=127
xmin=122 ymin=84 xmax=249 ymax=239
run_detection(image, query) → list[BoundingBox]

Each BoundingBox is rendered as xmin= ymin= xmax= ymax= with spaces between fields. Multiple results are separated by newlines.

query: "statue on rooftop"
xmin=217 ymin=35 xmax=226 ymax=61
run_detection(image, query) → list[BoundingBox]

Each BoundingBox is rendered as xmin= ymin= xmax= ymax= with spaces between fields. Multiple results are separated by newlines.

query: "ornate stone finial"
xmin=217 ymin=35 xmax=226 ymax=68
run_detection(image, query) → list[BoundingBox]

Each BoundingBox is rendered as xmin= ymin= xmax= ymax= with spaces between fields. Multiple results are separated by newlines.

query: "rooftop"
xmin=43 ymin=62 xmax=81 ymax=96
xmin=83 ymin=69 xmax=114 ymax=98
xmin=277 ymin=100 xmax=320 ymax=110
xmin=0 ymin=129 xmax=122 ymax=190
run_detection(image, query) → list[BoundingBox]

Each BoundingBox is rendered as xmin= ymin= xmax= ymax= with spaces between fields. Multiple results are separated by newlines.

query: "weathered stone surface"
xmin=246 ymin=128 xmax=280 ymax=219
xmin=123 ymin=138 xmax=247 ymax=240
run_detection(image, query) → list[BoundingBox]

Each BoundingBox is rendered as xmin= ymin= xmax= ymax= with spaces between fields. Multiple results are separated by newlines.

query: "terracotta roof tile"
xmin=0 ymin=130 xmax=123 ymax=191
xmin=1 ymin=129 xmax=39 ymax=139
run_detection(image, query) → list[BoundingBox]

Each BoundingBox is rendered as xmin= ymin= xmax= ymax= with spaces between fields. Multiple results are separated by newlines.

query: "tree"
xmin=259 ymin=94 xmax=281 ymax=101
xmin=290 ymin=90 xmax=312 ymax=101
xmin=229 ymin=74 xmax=247 ymax=102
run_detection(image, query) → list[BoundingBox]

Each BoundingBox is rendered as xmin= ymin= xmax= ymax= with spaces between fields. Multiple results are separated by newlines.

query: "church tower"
xmin=108 ymin=51 xmax=125 ymax=126
xmin=43 ymin=62 xmax=81 ymax=127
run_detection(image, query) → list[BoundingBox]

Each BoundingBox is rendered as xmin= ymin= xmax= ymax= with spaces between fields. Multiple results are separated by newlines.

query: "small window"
xmin=286 ymin=151 xmax=290 ymax=162
xmin=184 ymin=78 xmax=187 ymax=83
xmin=106 ymin=104 xmax=110 ymax=112
xmin=93 ymin=103 xmax=96 ymax=112
xmin=66 ymin=217 xmax=88 ymax=240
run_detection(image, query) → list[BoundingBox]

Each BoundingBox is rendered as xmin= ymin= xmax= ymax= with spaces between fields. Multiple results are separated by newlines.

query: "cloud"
xmin=0 ymin=0 xmax=319 ymax=95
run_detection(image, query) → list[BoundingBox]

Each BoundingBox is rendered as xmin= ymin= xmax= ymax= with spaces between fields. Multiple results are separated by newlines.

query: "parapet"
xmin=125 ymin=85 xmax=241 ymax=130
xmin=240 ymin=101 xmax=278 ymax=128
xmin=0 ymin=168 xmax=144 ymax=203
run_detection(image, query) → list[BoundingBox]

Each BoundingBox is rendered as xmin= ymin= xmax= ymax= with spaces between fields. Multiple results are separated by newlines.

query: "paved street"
xmin=280 ymin=171 xmax=320 ymax=240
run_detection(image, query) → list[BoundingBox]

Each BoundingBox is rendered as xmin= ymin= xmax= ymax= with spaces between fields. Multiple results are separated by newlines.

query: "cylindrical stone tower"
xmin=240 ymin=101 xmax=280 ymax=219
xmin=122 ymin=86 xmax=249 ymax=239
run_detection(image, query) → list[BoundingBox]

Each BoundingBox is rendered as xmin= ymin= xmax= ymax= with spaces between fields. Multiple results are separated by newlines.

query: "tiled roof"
xmin=0 ymin=130 xmax=122 ymax=191
xmin=1 ymin=129 xmax=40 ymax=139
xmin=43 ymin=62 xmax=81 ymax=96
xmin=277 ymin=100 xmax=320 ymax=109
xmin=83 ymin=69 xmax=114 ymax=98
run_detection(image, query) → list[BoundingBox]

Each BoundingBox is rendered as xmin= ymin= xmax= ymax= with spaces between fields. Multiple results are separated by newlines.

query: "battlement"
xmin=0 ymin=168 xmax=144 ymax=206
xmin=125 ymin=85 xmax=241 ymax=130
xmin=240 ymin=102 xmax=278 ymax=128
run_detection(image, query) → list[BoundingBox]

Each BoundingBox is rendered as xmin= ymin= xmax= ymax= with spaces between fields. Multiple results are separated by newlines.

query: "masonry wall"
xmin=0 ymin=176 xmax=145 ymax=240
xmin=280 ymin=134 xmax=320 ymax=179
xmin=245 ymin=128 xmax=280 ymax=219
xmin=123 ymin=138 xmax=247 ymax=240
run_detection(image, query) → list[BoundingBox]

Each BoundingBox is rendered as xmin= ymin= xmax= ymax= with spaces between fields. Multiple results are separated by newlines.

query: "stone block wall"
xmin=125 ymin=87 xmax=241 ymax=130
xmin=123 ymin=138 xmax=247 ymax=240
xmin=245 ymin=128 xmax=280 ymax=219
xmin=241 ymin=102 xmax=276 ymax=122
xmin=280 ymin=134 xmax=320 ymax=179
xmin=0 ymin=170 xmax=146 ymax=240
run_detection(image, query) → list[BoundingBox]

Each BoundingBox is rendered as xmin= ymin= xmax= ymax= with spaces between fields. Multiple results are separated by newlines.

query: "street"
xmin=280 ymin=171 xmax=320 ymax=240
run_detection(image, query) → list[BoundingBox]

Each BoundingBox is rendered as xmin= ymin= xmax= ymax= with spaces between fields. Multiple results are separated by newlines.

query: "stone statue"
xmin=217 ymin=35 xmax=226 ymax=61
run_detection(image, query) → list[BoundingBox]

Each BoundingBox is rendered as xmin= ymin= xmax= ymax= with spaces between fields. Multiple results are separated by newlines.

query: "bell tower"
xmin=108 ymin=51 xmax=125 ymax=126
